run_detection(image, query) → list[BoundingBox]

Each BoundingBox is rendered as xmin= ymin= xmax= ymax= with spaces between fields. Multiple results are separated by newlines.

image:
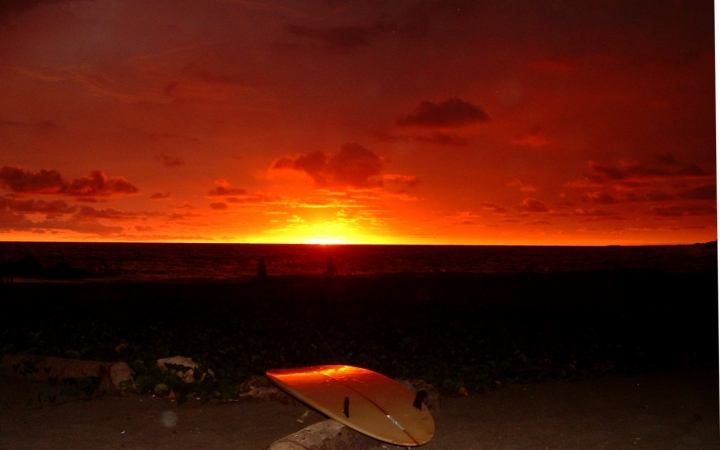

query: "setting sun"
xmin=304 ymin=238 xmax=346 ymax=245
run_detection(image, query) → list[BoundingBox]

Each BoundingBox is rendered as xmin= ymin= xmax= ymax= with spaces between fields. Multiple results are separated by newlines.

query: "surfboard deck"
xmin=265 ymin=365 xmax=435 ymax=446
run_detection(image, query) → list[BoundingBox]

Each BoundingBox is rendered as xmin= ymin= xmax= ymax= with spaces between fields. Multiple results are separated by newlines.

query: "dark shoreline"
xmin=1 ymin=269 xmax=717 ymax=395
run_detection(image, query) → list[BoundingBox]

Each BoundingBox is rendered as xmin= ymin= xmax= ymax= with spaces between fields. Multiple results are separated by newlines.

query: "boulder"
xmin=267 ymin=419 xmax=379 ymax=450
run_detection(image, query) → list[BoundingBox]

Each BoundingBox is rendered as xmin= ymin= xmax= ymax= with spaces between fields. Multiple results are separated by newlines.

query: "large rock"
xmin=267 ymin=419 xmax=379 ymax=450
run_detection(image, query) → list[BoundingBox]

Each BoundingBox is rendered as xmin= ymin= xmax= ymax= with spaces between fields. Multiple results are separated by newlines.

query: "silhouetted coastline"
xmin=0 ymin=267 xmax=716 ymax=395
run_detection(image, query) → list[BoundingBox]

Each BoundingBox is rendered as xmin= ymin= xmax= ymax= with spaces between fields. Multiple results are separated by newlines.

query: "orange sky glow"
xmin=0 ymin=1 xmax=716 ymax=245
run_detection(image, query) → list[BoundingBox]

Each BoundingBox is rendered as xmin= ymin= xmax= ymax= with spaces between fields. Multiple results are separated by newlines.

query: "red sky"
xmin=0 ymin=0 xmax=716 ymax=245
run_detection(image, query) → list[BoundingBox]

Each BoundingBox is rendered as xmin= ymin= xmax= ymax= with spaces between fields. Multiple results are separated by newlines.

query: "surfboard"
xmin=265 ymin=365 xmax=435 ymax=446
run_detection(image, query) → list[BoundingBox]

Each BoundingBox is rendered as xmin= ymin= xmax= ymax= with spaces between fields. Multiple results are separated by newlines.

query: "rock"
xmin=267 ymin=419 xmax=379 ymax=450
xmin=156 ymin=356 xmax=213 ymax=382
xmin=238 ymin=375 xmax=299 ymax=405
xmin=1 ymin=354 xmax=134 ymax=394
xmin=399 ymin=379 xmax=441 ymax=413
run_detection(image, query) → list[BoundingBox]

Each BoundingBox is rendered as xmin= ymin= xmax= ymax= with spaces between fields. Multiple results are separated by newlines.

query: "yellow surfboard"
xmin=265 ymin=365 xmax=435 ymax=446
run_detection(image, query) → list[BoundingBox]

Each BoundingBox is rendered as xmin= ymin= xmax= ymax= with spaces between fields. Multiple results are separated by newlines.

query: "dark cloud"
xmin=328 ymin=143 xmax=385 ymax=186
xmin=481 ymin=203 xmax=508 ymax=215
xmin=150 ymin=192 xmax=171 ymax=200
xmin=0 ymin=166 xmax=65 ymax=194
xmin=0 ymin=202 xmax=130 ymax=235
xmin=574 ymin=208 xmax=624 ymax=221
xmin=284 ymin=0 xmax=440 ymax=51
xmin=416 ymin=132 xmax=468 ymax=146
xmin=64 ymin=170 xmax=138 ymax=197
xmin=372 ymin=130 xmax=410 ymax=143
xmin=0 ymin=211 xmax=124 ymax=235
xmin=207 ymin=180 xmax=247 ymax=197
xmin=657 ymin=153 xmax=679 ymax=165
xmin=518 ymin=198 xmax=548 ymax=212
xmin=154 ymin=153 xmax=185 ymax=168
xmin=649 ymin=204 xmax=717 ymax=217
xmin=273 ymin=151 xmax=328 ymax=184
xmin=272 ymin=143 xmax=385 ymax=188
xmin=574 ymin=207 xmax=618 ymax=217
xmin=0 ymin=166 xmax=138 ymax=197
xmin=679 ymin=184 xmax=716 ymax=200
xmin=588 ymin=162 xmax=626 ymax=180
xmin=210 ymin=202 xmax=228 ymax=210
xmin=588 ymin=160 xmax=711 ymax=183
xmin=0 ymin=209 xmax=35 ymax=229
xmin=646 ymin=190 xmax=672 ymax=201
xmin=571 ymin=160 xmax=714 ymax=192
xmin=284 ymin=25 xmax=373 ymax=51
xmin=0 ymin=197 xmax=76 ymax=218
xmin=676 ymin=164 xmax=706 ymax=176
xmin=511 ymin=126 xmax=550 ymax=147
xmin=73 ymin=206 xmax=138 ymax=221
xmin=581 ymin=192 xmax=615 ymax=204
xmin=397 ymin=98 xmax=489 ymax=128
xmin=0 ymin=0 xmax=67 ymax=17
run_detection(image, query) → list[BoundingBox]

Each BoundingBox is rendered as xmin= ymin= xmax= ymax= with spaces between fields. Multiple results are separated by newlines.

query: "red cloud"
xmin=580 ymin=191 xmax=615 ymax=204
xmin=271 ymin=143 xmax=385 ymax=188
xmin=73 ymin=206 xmax=139 ymax=221
xmin=511 ymin=126 xmax=551 ymax=147
xmin=154 ymin=153 xmax=185 ymax=168
xmin=284 ymin=24 xmax=373 ymax=51
xmin=207 ymin=180 xmax=247 ymax=196
xmin=65 ymin=170 xmax=138 ymax=197
xmin=679 ymin=185 xmax=716 ymax=200
xmin=416 ymin=132 xmax=469 ymax=146
xmin=0 ymin=166 xmax=138 ymax=197
xmin=210 ymin=202 xmax=228 ymax=210
xmin=649 ymin=204 xmax=716 ymax=217
xmin=0 ymin=197 xmax=76 ymax=218
xmin=397 ymin=98 xmax=489 ymax=128
xmin=0 ymin=166 xmax=64 ymax=194
xmin=383 ymin=174 xmax=419 ymax=188
xmin=518 ymin=198 xmax=548 ymax=212
xmin=481 ymin=202 xmax=508 ymax=215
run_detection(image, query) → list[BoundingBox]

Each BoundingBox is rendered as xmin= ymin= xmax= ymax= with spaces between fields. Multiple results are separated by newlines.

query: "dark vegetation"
xmin=0 ymin=255 xmax=96 ymax=280
xmin=1 ymin=270 xmax=717 ymax=403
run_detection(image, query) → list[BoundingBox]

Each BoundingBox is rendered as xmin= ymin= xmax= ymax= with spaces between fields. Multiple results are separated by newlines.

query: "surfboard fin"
xmin=412 ymin=390 xmax=427 ymax=410
xmin=343 ymin=396 xmax=350 ymax=418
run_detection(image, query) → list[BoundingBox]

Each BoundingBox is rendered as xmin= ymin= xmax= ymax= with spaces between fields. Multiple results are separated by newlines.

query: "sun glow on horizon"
xmin=304 ymin=237 xmax=346 ymax=245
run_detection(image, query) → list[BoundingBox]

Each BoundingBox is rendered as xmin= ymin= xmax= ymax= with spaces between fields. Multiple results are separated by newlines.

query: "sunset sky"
xmin=0 ymin=0 xmax=716 ymax=245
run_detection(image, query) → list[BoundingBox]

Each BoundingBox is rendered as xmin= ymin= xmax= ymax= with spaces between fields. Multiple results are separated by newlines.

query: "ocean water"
xmin=0 ymin=242 xmax=716 ymax=282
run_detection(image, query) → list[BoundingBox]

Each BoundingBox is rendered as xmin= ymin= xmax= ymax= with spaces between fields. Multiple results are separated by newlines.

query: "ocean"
xmin=0 ymin=241 xmax=716 ymax=282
